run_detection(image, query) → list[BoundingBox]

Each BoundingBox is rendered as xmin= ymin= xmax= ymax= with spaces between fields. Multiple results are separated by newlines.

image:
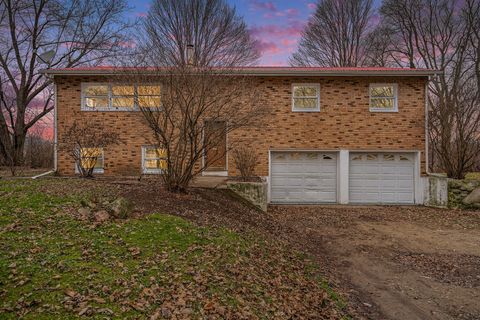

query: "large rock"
xmin=77 ymin=207 xmax=91 ymax=221
xmin=94 ymin=210 xmax=110 ymax=222
xmin=107 ymin=197 xmax=132 ymax=219
xmin=463 ymin=187 xmax=480 ymax=205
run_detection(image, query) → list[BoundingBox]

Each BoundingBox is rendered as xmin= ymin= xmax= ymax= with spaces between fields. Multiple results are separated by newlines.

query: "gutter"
xmin=40 ymin=68 xmax=443 ymax=78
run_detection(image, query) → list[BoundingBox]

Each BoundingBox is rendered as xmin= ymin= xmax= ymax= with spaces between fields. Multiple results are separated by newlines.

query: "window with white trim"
xmin=292 ymin=84 xmax=320 ymax=112
xmin=111 ymin=85 xmax=135 ymax=109
xmin=76 ymin=147 xmax=104 ymax=173
xmin=142 ymin=146 xmax=167 ymax=174
xmin=84 ymin=85 xmax=109 ymax=109
xmin=369 ymin=84 xmax=398 ymax=112
xmin=138 ymin=85 xmax=162 ymax=108
xmin=81 ymin=83 xmax=161 ymax=111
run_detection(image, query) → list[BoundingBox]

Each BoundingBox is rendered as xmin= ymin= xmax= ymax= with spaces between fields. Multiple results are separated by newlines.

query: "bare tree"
xmin=120 ymin=0 xmax=263 ymax=192
xmin=139 ymin=0 xmax=259 ymax=67
xmin=232 ymin=146 xmax=258 ymax=181
xmin=127 ymin=67 xmax=264 ymax=192
xmin=59 ymin=121 xmax=121 ymax=178
xmin=377 ymin=0 xmax=480 ymax=178
xmin=0 ymin=0 xmax=132 ymax=174
xmin=25 ymin=124 xmax=53 ymax=169
xmin=290 ymin=0 xmax=374 ymax=67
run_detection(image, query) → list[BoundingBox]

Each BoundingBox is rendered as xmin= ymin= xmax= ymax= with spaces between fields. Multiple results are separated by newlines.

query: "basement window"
xmin=76 ymin=147 xmax=104 ymax=174
xmin=369 ymin=84 xmax=398 ymax=112
xmin=292 ymin=84 xmax=320 ymax=112
xmin=142 ymin=146 xmax=167 ymax=174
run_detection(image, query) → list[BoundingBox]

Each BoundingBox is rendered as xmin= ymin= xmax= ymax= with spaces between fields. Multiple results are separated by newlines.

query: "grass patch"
xmin=0 ymin=179 xmax=345 ymax=319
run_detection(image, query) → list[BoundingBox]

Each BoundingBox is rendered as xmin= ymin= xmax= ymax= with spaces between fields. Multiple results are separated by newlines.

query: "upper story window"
xmin=111 ymin=85 xmax=135 ymax=109
xmin=292 ymin=84 xmax=320 ymax=112
xmin=81 ymin=83 xmax=161 ymax=111
xmin=84 ymin=85 xmax=109 ymax=109
xmin=369 ymin=84 xmax=398 ymax=112
xmin=138 ymin=85 xmax=162 ymax=108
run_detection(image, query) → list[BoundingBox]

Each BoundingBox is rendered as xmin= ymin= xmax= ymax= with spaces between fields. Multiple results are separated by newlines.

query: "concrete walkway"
xmin=191 ymin=176 xmax=228 ymax=188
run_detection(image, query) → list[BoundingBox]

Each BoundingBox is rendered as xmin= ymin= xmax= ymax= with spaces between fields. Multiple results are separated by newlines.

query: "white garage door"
xmin=271 ymin=152 xmax=337 ymax=203
xmin=349 ymin=152 xmax=415 ymax=204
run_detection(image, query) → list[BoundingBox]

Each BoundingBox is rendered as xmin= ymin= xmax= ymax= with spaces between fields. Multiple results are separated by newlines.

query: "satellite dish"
xmin=37 ymin=50 xmax=55 ymax=65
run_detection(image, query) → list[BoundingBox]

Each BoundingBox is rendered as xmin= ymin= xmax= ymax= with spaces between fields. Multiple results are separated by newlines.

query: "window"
xmin=292 ymin=84 xmax=320 ymax=112
xmin=369 ymin=84 xmax=398 ymax=112
xmin=142 ymin=146 xmax=167 ymax=174
xmin=82 ymin=83 xmax=161 ymax=111
xmin=77 ymin=147 xmax=104 ymax=173
xmin=138 ymin=85 xmax=162 ymax=108
xmin=383 ymin=154 xmax=395 ymax=161
xmin=84 ymin=85 xmax=109 ymax=108
xmin=111 ymin=85 xmax=135 ymax=109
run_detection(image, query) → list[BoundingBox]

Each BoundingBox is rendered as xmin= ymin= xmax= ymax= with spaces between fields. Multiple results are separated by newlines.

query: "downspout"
xmin=31 ymin=77 xmax=57 ymax=180
xmin=54 ymin=81 xmax=58 ymax=173
xmin=425 ymin=77 xmax=430 ymax=175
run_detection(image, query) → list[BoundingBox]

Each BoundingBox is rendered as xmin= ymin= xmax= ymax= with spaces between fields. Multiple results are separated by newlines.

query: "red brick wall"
xmin=55 ymin=75 xmax=427 ymax=176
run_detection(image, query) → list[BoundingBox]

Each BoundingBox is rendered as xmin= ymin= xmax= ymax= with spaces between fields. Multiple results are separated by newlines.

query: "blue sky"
xmin=130 ymin=0 xmax=318 ymax=65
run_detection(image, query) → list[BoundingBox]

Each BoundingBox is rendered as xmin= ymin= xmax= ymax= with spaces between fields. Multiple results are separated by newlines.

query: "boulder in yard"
xmin=77 ymin=207 xmax=91 ymax=221
xmin=107 ymin=197 xmax=132 ymax=219
xmin=463 ymin=188 xmax=480 ymax=207
xmin=94 ymin=210 xmax=110 ymax=223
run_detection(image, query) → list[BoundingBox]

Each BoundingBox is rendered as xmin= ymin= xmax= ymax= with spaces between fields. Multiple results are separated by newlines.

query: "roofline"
xmin=41 ymin=67 xmax=442 ymax=77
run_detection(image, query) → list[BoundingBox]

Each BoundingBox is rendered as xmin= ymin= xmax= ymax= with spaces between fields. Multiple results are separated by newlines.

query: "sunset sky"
xmin=131 ymin=0 xmax=319 ymax=66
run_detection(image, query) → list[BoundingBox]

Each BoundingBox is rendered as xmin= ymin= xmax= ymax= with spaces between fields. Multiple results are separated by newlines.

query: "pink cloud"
xmin=255 ymin=40 xmax=282 ymax=54
xmin=136 ymin=12 xmax=147 ymax=18
xmin=281 ymin=38 xmax=297 ymax=47
xmin=285 ymin=8 xmax=299 ymax=18
xmin=249 ymin=23 xmax=304 ymax=38
xmin=307 ymin=3 xmax=316 ymax=10
xmin=249 ymin=0 xmax=278 ymax=12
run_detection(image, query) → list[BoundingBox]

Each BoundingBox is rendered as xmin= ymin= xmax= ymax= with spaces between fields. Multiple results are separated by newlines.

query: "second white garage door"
xmin=271 ymin=152 xmax=337 ymax=203
xmin=349 ymin=152 xmax=415 ymax=204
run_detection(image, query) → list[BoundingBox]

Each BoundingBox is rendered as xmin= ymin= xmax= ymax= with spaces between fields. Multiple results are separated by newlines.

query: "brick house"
xmin=44 ymin=66 xmax=440 ymax=205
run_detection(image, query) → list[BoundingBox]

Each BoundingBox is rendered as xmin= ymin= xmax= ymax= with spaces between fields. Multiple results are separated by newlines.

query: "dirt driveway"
xmin=269 ymin=205 xmax=480 ymax=320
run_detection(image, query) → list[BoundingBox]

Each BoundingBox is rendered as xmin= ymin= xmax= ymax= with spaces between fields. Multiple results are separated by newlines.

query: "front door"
xmin=204 ymin=121 xmax=227 ymax=172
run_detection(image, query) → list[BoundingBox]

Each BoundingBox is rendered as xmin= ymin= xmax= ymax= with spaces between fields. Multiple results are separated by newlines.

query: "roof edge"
xmin=41 ymin=67 xmax=442 ymax=77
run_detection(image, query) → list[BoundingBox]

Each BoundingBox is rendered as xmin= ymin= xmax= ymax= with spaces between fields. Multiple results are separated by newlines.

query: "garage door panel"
xmin=350 ymin=192 xmax=380 ymax=202
xmin=349 ymin=152 xmax=415 ymax=204
xmin=381 ymin=166 xmax=411 ymax=174
xmin=271 ymin=152 xmax=337 ymax=203
xmin=351 ymin=164 xmax=378 ymax=173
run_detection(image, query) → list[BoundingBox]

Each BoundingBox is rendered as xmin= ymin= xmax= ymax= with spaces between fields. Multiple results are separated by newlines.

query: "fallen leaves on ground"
xmin=0 ymin=179 xmax=346 ymax=319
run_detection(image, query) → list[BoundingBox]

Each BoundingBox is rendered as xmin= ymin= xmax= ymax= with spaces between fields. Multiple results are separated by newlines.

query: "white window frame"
xmin=291 ymin=83 xmax=320 ymax=112
xmin=81 ymin=83 xmax=162 ymax=112
xmin=110 ymin=84 xmax=136 ymax=110
xmin=369 ymin=83 xmax=398 ymax=112
xmin=74 ymin=147 xmax=104 ymax=174
xmin=81 ymin=83 xmax=110 ymax=111
xmin=141 ymin=146 xmax=166 ymax=174
xmin=137 ymin=84 xmax=163 ymax=109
